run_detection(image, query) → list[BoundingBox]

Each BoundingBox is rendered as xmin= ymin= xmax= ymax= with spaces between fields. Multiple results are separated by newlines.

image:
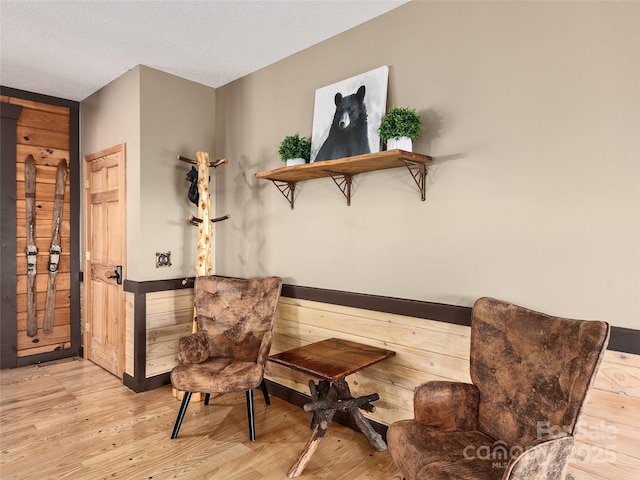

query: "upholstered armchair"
xmin=387 ymin=297 xmax=610 ymax=480
xmin=170 ymin=275 xmax=283 ymax=441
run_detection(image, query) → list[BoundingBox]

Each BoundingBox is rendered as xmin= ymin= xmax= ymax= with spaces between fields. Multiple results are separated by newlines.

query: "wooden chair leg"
xmin=171 ymin=391 xmax=192 ymax=439
xmin=259 ymin=378 xmax=270 ymax=405
xmin=246 ymin=389 xmax=256 ymax=441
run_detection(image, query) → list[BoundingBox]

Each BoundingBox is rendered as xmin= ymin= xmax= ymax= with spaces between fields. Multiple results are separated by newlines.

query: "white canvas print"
xmin=310 ymin=66 xmax=389 ymax=163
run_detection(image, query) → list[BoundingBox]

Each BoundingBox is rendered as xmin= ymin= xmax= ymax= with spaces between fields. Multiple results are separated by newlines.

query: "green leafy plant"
xmin=378 ymin=106 xmax=422 ymax=141
xmin=278 ymin=133 xmax=311 ymax=162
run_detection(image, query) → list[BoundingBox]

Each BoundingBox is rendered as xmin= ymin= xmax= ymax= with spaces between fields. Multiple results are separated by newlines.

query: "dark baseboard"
xmin=123 ymin=372 xmax=171 ymax=393
xmin=15 ymin=347 xmax=81 ymax=368
xmin=608 ymin=327 xmax=640 ymax=356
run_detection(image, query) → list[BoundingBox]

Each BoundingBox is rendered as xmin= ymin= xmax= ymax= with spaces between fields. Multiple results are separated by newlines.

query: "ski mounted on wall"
xmin=43 ymin=159 xmax=67 ymax=334
xmin=24 ymin=155 xmax=38 ymax=337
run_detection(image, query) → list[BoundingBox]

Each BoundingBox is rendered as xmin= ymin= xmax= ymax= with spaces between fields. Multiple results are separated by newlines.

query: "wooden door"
xmin=83 ymin=144 xmax=126 ymax=378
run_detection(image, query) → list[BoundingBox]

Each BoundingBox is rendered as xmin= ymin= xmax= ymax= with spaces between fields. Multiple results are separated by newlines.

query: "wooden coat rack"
xmin=173 ymin=151 xmax=229 ymax=401
xmin=178 ymin=152 xmax=229 ymax=332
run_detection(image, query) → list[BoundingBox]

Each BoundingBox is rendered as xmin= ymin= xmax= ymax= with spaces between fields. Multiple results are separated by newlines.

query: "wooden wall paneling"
xmin=5 ymin=96 xmax=70 ymax=116
xmin=17 ymin=326 xmax=71 ymax=356
xmin=16 ymin=145 xmax=70 ymax=169
xmin=269 ymin=297 xmax=473 ymax=426
xmin=594 ymin=350 xmax=640 ymax=395
xmin=16 ymin=206 xmax=71 ymax=228
xmin=1 ymin=86 xmax=80 ymax=367
xmin=14 ymin=100 xmax=71 ymax=355
xmin=267 ymin=296 xmax=640 ymax=480
xmin=145 ymin=284 xmax=195 ymax=311
xmin=115 ymin=278 xmax=639 ymax=479
xmin=16 ymin=272 xmax=71 ymax=294
xmin=16 ymin=290 xmax=70 ymax=313
xmin=146 ymin=353 xmax=179 ymax=378
xmin=575 ymin=415 xmax=639 ymax=460
xmin=16 ymin=126 xmax=69 ymax=150
xmin=17 ymin=307 xmax=71 ymax=332
xmin=16 ymin=254 xmax=71 ymax=279
xmin=15 ymin=108 xmax=70 ymax=134
xmin=264 ymin=361 xmax=319 ymax=395
xmin=569 ymin=449 xmax=638 ymax=480
xmin=16 ymin=237 xmax=71 ymax=256
xmin=144 ymin=289 xmax=193 ymax=378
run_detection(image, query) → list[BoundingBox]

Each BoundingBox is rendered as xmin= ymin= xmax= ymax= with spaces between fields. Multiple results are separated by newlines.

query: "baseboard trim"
xmin=15 ymin=347 xmax=81 ymax=368
xmin=123 ymin=372 xmax=171 ymax=393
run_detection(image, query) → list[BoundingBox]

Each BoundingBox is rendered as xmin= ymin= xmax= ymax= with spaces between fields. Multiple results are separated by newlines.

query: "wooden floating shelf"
xmin=254 ymin=150 xmax=433 ymax=209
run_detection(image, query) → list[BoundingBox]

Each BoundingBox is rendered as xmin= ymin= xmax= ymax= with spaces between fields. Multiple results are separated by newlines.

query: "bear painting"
xmin=314 ymin=85 xmax=370 ymax=162
xmin=310 ymin=66 xmax=389 ymax=163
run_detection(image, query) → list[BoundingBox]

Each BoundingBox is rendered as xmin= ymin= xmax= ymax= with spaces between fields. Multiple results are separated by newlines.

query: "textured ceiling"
xmin=0 ymin=0 xmax=407 ymax=102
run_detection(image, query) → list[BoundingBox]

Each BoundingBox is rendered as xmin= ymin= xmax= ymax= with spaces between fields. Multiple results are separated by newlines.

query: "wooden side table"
xmin=269 ymin=338 xmax=396 ymax=477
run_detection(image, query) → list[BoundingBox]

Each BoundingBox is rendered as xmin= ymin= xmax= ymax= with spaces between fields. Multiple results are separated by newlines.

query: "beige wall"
xmin=139 ymin=66 xmax=216 ymax=280
xmin=81 ymin=65 xmax=216 ymax=281
xmin=81 ymin=66 xmax=141 ymax=278
xmin=214 ymin=1 xmax=639 ymax=329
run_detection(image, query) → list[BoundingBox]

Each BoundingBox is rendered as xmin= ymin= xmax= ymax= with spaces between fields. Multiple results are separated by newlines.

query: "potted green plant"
xmin=378 ymin=106 xmax=422 ymax=152
xmin=278 ymin=133 xmax=311 ymax=166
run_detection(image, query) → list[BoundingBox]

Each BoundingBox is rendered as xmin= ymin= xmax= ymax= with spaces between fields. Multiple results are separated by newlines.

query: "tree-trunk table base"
xmin=287 ymin=378 xmax=386 ymax=478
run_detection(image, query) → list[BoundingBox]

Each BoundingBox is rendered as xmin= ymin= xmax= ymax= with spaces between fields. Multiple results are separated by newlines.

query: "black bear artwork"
xmin=314 ymin=85 xmax=370 ymax=162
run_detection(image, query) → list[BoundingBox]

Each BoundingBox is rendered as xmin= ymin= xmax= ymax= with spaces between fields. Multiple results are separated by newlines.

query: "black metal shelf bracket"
xmin=401 ymin=159 xmax=427 ymax=201
xmin=324 ymin=171 xmax=352 ymax=206
xmin=272 ymin=180 xmax=295 ymax=210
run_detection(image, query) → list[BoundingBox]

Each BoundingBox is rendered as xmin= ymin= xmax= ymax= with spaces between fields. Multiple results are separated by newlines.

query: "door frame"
xmin=82 ymin=143 xmax=126 ymax=377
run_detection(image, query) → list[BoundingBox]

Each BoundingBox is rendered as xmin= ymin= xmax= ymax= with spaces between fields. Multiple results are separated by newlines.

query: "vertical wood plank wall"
xmin=2 ymin=94 xmax=72 ymax=357
xmin=265 ymin=297 xmax=639 ymax=480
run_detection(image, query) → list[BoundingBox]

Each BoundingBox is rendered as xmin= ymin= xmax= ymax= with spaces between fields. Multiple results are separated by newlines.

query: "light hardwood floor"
xmin=0 ymin=358 xmax=402 ymax=480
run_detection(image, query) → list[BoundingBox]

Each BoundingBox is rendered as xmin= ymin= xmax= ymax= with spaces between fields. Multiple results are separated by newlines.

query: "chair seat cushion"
xmin=171 ymin=358 xmax=263 ymax=393
xmin=387 ymin=420 xmax=507 ymax=480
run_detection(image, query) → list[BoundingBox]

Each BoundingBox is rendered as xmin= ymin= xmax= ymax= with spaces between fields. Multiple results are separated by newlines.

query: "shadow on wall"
xmin=414 ymin=108 xmax=467 ymax=191
xmin=175 ymin=158 xmax=199 ymax=274
xmin=233 ymin=155 xmax=268 ymax=276
xmin=419 ymin=108 xmax=444 ymax=151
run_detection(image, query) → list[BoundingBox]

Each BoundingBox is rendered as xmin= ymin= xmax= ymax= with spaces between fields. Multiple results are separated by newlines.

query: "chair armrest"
xmin=504 ymin=435 xmax=574 ymax=479
xmin=414 ymin=381 xmax=479 ymax=431
xmin=177 ymin=331 xmax=210 ymax=364
xmin=257 ymin=330 xmax=273 ymax=366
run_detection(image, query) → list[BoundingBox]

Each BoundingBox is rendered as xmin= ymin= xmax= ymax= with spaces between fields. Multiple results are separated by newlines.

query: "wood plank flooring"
xmin=0 ymin=358 xmax=402 ymax=479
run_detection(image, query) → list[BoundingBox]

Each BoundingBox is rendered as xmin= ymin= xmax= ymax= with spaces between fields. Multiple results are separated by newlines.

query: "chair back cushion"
xmin=194 ymin=276 xmax=283 ymax=362
xmin=470 ymin=297 xmax=609 ymax=448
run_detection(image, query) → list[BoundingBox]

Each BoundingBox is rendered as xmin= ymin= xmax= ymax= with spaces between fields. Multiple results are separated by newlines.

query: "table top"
xmin=268 ymin=338 xmax=395 ymax=381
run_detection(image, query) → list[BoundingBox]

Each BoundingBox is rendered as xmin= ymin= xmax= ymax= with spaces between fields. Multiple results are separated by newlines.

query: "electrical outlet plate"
xmin=156 ymin=251 xmax=171 ymax=268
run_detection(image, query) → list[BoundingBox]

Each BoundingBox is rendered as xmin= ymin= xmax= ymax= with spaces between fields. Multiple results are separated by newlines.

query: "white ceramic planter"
xmin=386 ymin=136 xmax=412 ymax=152
xmin=285 ymin=158 xmax=306 ymax=167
